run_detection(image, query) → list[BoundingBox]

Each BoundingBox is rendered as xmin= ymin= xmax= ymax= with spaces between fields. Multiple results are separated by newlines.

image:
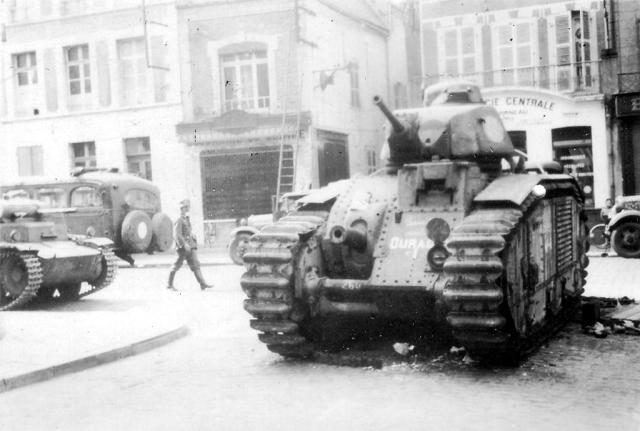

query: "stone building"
xmin=0 ymin=0 xmax=188 ymax=218
xmin=419 ymin=0 xmax=615 ymax=208
xmin=175 ymin=0 xmax=414 ymax=245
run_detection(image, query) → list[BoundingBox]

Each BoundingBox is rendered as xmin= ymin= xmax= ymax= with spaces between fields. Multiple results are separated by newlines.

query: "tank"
xmin=240 ymin=81 xmax=589 ymax=361
xmin=0 ymin=198 xmax=118 ymax=310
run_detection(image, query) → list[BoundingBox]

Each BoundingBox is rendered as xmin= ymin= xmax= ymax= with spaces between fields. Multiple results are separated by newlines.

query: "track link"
xmin=443 ymin=185 xmax=588 ymax=359
xmin=241 ymin=213 xmax=326 ymax=358
xmin=81 ymin=248 xmax=118 ymax=298
xmin=0 ymin=251 xmax=43 ymax=311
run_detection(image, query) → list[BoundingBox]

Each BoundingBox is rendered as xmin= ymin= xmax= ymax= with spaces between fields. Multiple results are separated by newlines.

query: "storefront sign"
xmin=615 ymin=93 xmax=640 ymax=117
xmin=486 ymin=96 xmax=555 ymax=111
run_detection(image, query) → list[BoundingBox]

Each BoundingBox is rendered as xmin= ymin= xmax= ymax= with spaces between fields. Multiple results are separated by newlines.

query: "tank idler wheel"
xmin=89 ymin=248 xmax=118 ymax=291
xmin=611 ymin=222 xmax=640 ymax=258
xmin=59 ymin=283 xmax=82 ymax=301
xmin=0 ymin=252 xmax=43 ymax=311
xmin=229 ymin=233 xmax=251 ymax=265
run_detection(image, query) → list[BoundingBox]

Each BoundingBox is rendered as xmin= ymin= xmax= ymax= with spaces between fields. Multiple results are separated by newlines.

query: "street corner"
xmin=0 ymin=305 xmax=190 ymax=393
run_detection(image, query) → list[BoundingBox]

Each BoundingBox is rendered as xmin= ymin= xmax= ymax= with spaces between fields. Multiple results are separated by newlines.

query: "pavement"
xmin=1 ymin=248 xmax=639 ymax=394
xmin=0 ymin=247 xmax=232 ymax=393
xmin=121 ymin=247 xmax=232 ymax=268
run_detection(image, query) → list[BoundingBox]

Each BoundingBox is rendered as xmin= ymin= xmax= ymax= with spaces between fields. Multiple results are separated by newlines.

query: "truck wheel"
xmin=229 ymin=233 xmax=251 ymax=265
xmin=589 ymin=223 xmax=607 ymax=249
xmin=612 ymin=222 xmax=640 ymax=258
xmin=151 ymin=212 xmax=173 ymax=252
xmin=121 ymin=210 xmax=153 ymax=253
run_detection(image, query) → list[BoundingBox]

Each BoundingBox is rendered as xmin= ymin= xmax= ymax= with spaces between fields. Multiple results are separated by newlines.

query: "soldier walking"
xmin=167 ymin=199 xmax=213 ymax=291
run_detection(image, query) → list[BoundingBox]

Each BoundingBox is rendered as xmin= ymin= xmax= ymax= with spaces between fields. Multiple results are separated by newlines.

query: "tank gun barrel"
xmin=373 ymin=95 xmax=404 ymax=133
xmin=330 ymin=225 xmax=368 ymax=253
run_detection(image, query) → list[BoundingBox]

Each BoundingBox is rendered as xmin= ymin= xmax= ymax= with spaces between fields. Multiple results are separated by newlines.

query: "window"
xmin=70 ymin=186 xmax=102 ymax=208
xmin=440 ymin=27 xmax=476 ymax=78
xmin=14 ymin=52 xmax=37 ymax=87
xmin=350 ymin=62 xmax=360 ymax=108
xmin=70 ymin=141 xmax=96 ymax=169
xmin=17 ymin=146 xmax=44 ymax=176
xmin=65 ymin=44 xmax=91 ymax=96
xmin=495 ymin=22 xmax=534 ymax=86
xmin=507 ymin=131 xmax=527 ymax=153
xmin=366 ymin=147 xmax=377 ymax=174
xmin=13 ymin=52 xmax=39 ymax=117
xmin=220 ymin=45 xmax=270 ymax=111
xmin=35 ymin=188 xmax=66 ymax=208
xmin=552 ymin=127 xmax=594 ymax=207
xmin=118 ymin=38 xmax=150 ymax=106
xmin=124 ymin=137 xmax=152 ymax=180
xmin=554 ymin=11 xmax=593 ymax=91
xmin=124 ymin=189 xmax=159 ymax=211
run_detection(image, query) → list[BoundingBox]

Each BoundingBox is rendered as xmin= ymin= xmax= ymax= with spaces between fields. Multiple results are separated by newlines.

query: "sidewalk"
xmin=121 ymin=247 xmax=233 ymax=268
xmin=0 ymin=300 xmax=188 ymax=393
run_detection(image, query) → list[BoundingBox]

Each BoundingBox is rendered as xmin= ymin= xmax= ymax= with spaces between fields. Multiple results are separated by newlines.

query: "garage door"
xmin=201 ymin=146 xmax=292 ymax=219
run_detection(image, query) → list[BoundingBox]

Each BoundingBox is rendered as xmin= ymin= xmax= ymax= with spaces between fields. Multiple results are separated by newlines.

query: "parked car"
xmin=604 ymin=195 xmax=640 ymax=258
xmin=228 ymin=191 xmax=310 ymax=265
xmin=0 ymin=168 xmax=172 ymax=264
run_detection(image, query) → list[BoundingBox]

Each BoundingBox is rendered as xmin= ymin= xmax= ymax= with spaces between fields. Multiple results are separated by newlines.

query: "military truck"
xmin=240 ymin=81 xmax=588 ymax=361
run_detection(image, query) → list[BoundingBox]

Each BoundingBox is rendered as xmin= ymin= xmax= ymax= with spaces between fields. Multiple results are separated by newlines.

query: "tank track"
xmin=81 ymin=248 xmax=118 ymax=298
xmin=0 ymin=251 xmax=43 ymax=311
xmin=443 ymin=184 xmax=587 ymax=359
xmin=241 ymin=213 xmax=326 ymax=358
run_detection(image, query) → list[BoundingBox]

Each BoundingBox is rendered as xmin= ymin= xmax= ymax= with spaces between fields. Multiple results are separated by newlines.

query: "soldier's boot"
xmin=194 ymin=269 xmax=213 ymax=290
xmin=167 ymin=270 xmax=179 ymax=291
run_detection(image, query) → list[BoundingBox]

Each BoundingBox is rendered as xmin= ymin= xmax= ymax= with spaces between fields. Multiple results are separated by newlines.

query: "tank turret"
xmin=375 ymin=81 xmax=515 ymax=167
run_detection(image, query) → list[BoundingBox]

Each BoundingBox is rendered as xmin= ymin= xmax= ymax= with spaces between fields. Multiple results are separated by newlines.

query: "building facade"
xmin=419 ymin=0 xmax=613 ymax=208
xmin=0 ymin=0 xmax=188 ymax=219
xmin=175 ymin=0 xmax=408 ymax=245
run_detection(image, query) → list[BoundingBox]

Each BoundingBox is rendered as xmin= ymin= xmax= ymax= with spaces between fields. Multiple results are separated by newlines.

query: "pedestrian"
xmin=600 ymin=198 xmax=616 ymax=257
xmin=167 ymin=199 xmax=213 ymax=291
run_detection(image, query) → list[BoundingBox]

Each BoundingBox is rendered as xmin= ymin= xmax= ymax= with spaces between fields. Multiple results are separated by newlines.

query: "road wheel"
xmin=589 ymin=223 xmax=607 ymax=249
xmin=611 ymin=222 xmax=640 ymax=258
xmin=59 ymin=283 xmax=82 ymax=301
xmin=121 ymin=210 xmax=153 ymax=253
xmin=229 ymin=233 xmax=251 ymax=265
xmin=151 ymin=212 xmax=173 ymax=252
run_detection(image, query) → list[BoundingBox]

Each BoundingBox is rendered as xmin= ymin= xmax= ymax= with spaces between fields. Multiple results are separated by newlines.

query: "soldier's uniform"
xmin=167 ymin=200 xmax=213 ymax=291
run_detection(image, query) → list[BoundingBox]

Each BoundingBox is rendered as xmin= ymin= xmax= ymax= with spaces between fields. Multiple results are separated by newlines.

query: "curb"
xmin=118 ymin=261 xmax=231 ymax=269
xmin=0 ymin=325 xmax=189 ymax=393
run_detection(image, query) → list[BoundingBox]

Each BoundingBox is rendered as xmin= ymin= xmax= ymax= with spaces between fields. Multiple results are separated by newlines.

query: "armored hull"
xmin=0 ymin=201 xmax=117 ymax=310
xmin=240 ymin=85 xmax=588 ymax=361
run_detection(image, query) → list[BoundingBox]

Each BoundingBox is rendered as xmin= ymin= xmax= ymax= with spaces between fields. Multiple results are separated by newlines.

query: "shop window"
xmin=124 ymin=137 xmax=152 ymax=180
xmin=508 ymin=131 xmax=527 ymax=153
xmin=71 ymin=186 xmax=102 ymax=208
xmin=70 ymin=141 xmax=96 ymax=169
xmin=220 ymin=43 xmax=270 ymax=112
xmin=552 ymin=127 xmax=594 ymax=207
xmin=17 ymin=146 xmax=44 ymax=176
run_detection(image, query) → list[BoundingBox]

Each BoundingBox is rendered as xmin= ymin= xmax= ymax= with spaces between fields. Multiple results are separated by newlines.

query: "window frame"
xmin=117 ymin=37 xmax=150 ymax=106
xmin=124 ymin=137 xmax=152 ymax=181
xmin=220 ymin=48 xmax=270 ymax=112
xmin=69 ymin=141 xmax=97 ymax=169
xmin=65 ymin=44 xmax=92 ymax=97
xmin=493 ymin=19 xmax=536 ymax=87
xmin=437 ymin=25 xmax=479 ymax=79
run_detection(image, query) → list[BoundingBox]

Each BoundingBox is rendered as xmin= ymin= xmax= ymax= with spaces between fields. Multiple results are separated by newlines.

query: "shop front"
xmin=483 ymin=87 xmax=608 ymax=208
xmin=615 ymin=92 xmax=640 ymax=196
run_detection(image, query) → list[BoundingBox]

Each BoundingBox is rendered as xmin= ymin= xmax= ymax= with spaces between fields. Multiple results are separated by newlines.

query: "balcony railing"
xmin=424 ymin=61 xmax=602 ymax=96
xmin=618 ymin=72 xmax=640 ymax=94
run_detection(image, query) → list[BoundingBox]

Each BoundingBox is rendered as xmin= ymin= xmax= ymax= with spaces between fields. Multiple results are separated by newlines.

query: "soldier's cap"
xmin=179 ymin=199 xmax=190 ymax=208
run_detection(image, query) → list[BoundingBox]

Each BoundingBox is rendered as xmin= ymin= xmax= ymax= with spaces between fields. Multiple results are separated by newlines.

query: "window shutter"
xmin=422 ymin=27 xmax=438 ymax=78
xmin=43 ymin=48 xmax=58 ymax=112
xmin=32 ymin=146 xmax=43 ymax=175
xmin=96 ymin=40 xmax=111 ymax=107
xmin=17 ymin=147 xmax=30 ymax=176
xmin=481 ymin=24 xmax=493 ymax=86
